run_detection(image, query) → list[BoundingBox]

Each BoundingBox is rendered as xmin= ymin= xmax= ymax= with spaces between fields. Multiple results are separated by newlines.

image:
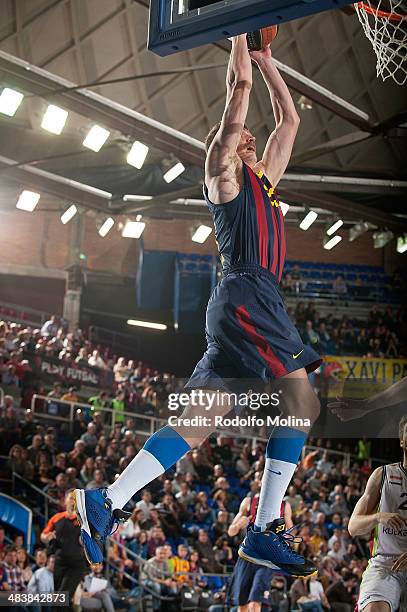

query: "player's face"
xmin=237 ymin=128 xmax=257 ymax=165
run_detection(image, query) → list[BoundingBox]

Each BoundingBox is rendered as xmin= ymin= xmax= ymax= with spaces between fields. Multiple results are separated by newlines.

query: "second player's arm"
xmin=348 ymin=467 xmax=406 ymax=536
xmin=252 ymin=51 xmax=300 ymax=186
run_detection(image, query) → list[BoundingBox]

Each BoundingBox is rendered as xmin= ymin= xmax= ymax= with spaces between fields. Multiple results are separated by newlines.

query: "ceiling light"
xmin=61 ymin=204 xmax=77 ymax=224
xmin=41 ymin=104 xmax=68 ymax=134
xmin=127 ymin=141 xmax=149 ymax=169
xmin=327 ymin=219 xmax=343 ymax=236
xmin=83 ymin=125 xmax=110 ymax=152
xmin=98 ymin=217 xmax=114 ymax=237
xmin=324 ymin=235 xmax=342 ymax=250
xmin=122 ymin=220 xmax=145 ymax=238
xmin=373 ymin=230 xmax=393 ymax=248
xmin=349 ymin=221 xmax=369 ymax=242
xmin=163 ymin=162 xmax=185 ymax=183
xmin=123 ymin=194 xmax=153 ymax=202
xmin=279 ymin=201 xmax=289 ymax=216
xmin=396 ymin=235 xmax=407 ymax=254
xmin=192 ymin=225 xmax=212 ymax=243
xmin=0 ymin=88 xmax=24 ymax=116
xmin=127 ymin=319 xmax=167 ymax=330
xmin=16 ymin=190 xmax=40 ymax=212
xmin=299 ymin=210 xmax=318 ymax=230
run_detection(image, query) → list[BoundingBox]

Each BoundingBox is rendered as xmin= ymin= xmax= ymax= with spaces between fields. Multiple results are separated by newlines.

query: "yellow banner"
xmin=321 ymin=356 xmax=407 ymax=398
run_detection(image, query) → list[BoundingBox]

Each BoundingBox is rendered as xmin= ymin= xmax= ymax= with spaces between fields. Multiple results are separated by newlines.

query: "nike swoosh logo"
xmin=292 ymin=349 xmax=304 ymax=359
xmin=267 ymin=469 xmax=282 ymax=475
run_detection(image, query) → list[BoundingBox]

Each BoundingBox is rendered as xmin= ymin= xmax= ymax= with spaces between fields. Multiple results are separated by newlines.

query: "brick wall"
xmin=1 ymin=209 xmax=404 ymax=275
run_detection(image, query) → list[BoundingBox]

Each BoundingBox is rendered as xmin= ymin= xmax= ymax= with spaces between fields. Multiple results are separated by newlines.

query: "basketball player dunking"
xmin=227 ymin=480 xmax=293 ymax=611
xmin=349 ymin=416 xmax=407 ymax=612
xmin=75 ymin=35 xmax=320 ymax=576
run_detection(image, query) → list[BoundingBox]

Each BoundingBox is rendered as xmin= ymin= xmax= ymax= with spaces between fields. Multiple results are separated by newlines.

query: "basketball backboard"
xmin=148 ymin=0 xmax=355 ymax=56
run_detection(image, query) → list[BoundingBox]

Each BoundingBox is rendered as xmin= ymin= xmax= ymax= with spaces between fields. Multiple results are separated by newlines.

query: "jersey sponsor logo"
xmin=292 ymin=349 xmax=304 ymax=359
xmin=382 ymin=526 xmax=407 ymax=537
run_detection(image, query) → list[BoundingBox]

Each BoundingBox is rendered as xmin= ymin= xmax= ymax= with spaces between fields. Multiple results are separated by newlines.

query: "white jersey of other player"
xmin=372 ymin=462 xmax=407 ymax=558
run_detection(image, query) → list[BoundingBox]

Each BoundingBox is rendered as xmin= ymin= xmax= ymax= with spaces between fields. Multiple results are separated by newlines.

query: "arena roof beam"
xmin=281 ymin=189 xmax=405 ymax=232
xmin=213 ymin=41 xmax=373 ymax=131
xmin=292 ymin=131 xmax=373 ymax=165
xmin=0 ymin=50 xmax=206 ymax=167
xmin=0 ymin=155 xmax=112 ymax=213
xmin=280 ymin=173 xmax=407 ymax=196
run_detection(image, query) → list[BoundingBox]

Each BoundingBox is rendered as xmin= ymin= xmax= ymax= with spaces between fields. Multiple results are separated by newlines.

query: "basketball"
xmin=246 ymin=25 xmax=279 ymax=51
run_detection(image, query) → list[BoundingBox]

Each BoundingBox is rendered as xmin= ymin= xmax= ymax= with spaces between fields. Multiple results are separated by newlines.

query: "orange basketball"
xmin=247 ymin=25 xmax=279 ymax=51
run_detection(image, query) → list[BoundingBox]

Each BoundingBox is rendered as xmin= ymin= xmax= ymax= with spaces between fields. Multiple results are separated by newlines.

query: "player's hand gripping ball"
xmin=246 ymin=25 xmax=279 ymax=51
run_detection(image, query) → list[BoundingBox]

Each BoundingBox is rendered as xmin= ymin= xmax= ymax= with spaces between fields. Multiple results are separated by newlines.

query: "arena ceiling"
xmin=0 ymin=0 xmax=406 ymax=233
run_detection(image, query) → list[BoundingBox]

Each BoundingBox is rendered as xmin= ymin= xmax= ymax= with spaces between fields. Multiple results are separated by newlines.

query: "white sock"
xmin=254 ymin=457 xmax=296 ymax=530
xmin=106 ymin=449 xmax=164 ymax=510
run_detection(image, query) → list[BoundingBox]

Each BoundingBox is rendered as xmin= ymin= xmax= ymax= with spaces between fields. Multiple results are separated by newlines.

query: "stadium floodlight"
xmin=0 ymin=88 xmax=24 ymax=117
xmin=349 ymin=221 xmax=369 ymax=242
xmin=323 ymin=235 xmax=342 ymax=250
xmin=326 ymin=218 xmax=344 ymax=236
xmin=122 ymin=220 xmax=145 ymax=238
xmin=192 ymin=225 xmax=212 ymax=243
xmin=127 ymin=319 xmax=167 ymax=330
xmin=61 ymin=204 xmax=77 ymax=224
xmin=123 ymin=194 xmax=153 ymax=202
xmin=299 ymin=210 xmax=318 ymax=230
xmin=373 ymin=230 xmax=393 ymax=248
xmin=98 ymin=217 xmax=115 ymax=237
xmin=163 ymin=162 xmax=185 ymax=183
xmin=83 ymin=125 xmax=110 ymax=152
xmin=279 ymin=201 xmax=289 ymax=216
xmin=396 ymin=235 xmax=407 ymax=254
xmin=41 ymin=104 xmax=68 ymax=135
xmin=16 ymin=190 xmax=40 ymax=212
xmin=127 ymin=141 xmax=149 ymax=169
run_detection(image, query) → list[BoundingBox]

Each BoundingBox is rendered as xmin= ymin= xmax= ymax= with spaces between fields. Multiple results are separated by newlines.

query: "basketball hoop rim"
xmin=356 ymin=1 xmax=406 ymax=21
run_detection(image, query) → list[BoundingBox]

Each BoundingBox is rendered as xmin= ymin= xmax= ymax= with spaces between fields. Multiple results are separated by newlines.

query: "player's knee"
xmin=363 ymin=602 xmax=391 ymax=612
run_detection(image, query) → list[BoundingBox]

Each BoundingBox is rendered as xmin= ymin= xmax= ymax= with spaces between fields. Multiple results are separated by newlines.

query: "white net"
xmin=355 ymin=0 xmax=407 ymax=85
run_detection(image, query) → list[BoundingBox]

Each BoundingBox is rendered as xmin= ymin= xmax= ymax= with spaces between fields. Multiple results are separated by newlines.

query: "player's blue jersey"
xmin=204 ymin=163 xmax=286 ymax=283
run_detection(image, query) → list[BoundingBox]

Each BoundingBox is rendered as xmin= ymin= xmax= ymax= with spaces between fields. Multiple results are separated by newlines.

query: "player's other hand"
xmin=328 ymin=397 xmax=369 ymax=422
xmin=235 ymin=515 xmax=251 ymax=530
xmin=378 ymin=512 xmax=407 ymax=530
xmin=392 ymin=551 xmax=407 ymax=572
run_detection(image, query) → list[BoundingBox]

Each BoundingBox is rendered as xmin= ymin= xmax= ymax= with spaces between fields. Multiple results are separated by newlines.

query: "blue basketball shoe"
xmin=74 ymin=488 xmax=131 ymax=567
xmin=238 ymin=518 xmax=317 ymax=577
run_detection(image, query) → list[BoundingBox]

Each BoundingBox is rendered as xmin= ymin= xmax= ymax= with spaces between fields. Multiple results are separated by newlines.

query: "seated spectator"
xmin=147 ymin=527 xmax=167 ymax=558
xmin=141 ymin=546 xmax=179 ymax=611
xmin=128 ymin=530 xmax=149 ymax=560
xmin=136 ymin=489 xmax=155 ymax=521
xmin=16 ymin=548 xmax=32 ymax=587
xmin=1 ymin=545 xmax=26 ymax=591
xmin=168 ymin=544 xmax=190 ymax=584
xmin=40 ymin=315 xmax=58 ymax=337
xmin=333 ymin=275 xmax=348 ymax=295
xmin=121 ymin=508 xmax=144 ymax=541
xmin=31 ymin=548 xmax=47 ymax=572
xmin=28 ymin=554 xmax=55 ymax=594
xmin=195 ymin=529 xmax=222 ymax=574
xmin=86 ymin=468 xmax=109 ymax=491
xmin=81 ymin=422 xmax=98 ymax=454
xmin=88 ymin=350 xmax=107 ymax=369
xmin=303 ymin=320 xmax=320 ymax=349
xmin=80 ymin=566 xmax=115 ymax=612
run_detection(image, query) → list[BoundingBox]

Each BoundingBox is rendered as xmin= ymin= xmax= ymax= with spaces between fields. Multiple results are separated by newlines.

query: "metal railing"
xmin=0 ymin=301 xmax=55 ymax=327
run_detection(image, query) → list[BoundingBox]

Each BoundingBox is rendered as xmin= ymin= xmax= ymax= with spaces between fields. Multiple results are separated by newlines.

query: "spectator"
xmin=88 ymin=350 xmax=107 ymax=369
xmin=28 ymin=554 xmax=55 ymax=594
xmin=195 ymin=529 xmax=222 ymax=574
xmin=141 ymin=546 xmax=178 ymax=611
xmin=40 ymin=316 xmax=58 ymax=337
xmin=333 ymin=276 xmax=348 ymax=295
xmin=86 ymin=469 xmax=109 ymax=491
xmin=16 ymin=548 xmax=32 ymax=586
xmin=136 ymin=490 xmax=154 ymax=521
xmin=81 ymin=422 xmax=98 ymax=454
xmin=0 ymin=545 xmax=26 ymax=591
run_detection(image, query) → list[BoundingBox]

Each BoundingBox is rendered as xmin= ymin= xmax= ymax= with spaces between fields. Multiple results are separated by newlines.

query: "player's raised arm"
xmin=250 ymin=47 xmax=300 ymax=186
xmin=205 ymin=35 xmax=252 ymax=202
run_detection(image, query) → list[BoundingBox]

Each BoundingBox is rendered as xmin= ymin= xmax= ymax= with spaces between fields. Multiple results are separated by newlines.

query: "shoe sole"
xmin=238 ymin=548 xmax=318 ymax=578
